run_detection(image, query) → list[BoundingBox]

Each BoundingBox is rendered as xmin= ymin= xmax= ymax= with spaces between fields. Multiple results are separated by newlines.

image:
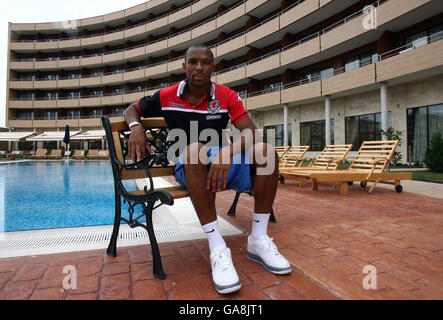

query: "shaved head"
xmin=185 ymin=45 xmax=214 ymax=64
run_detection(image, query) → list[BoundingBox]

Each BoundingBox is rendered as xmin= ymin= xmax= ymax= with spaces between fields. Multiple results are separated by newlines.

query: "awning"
xmin=0 ymin=132 xmax=36 ymax=142
xmin=70 ymin=130 xmax=106 ymax=140
xmin=26 ymin=131 xmax=80 ymax=142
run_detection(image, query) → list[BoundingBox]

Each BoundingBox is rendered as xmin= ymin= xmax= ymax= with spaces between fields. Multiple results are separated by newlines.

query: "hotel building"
xmin=5 ymin=0 xmax=443 ymax=162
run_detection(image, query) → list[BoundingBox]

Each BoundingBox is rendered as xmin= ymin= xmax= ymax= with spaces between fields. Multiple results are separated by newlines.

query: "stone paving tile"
xmin=0 ymin=180 xmax=442 ymax=300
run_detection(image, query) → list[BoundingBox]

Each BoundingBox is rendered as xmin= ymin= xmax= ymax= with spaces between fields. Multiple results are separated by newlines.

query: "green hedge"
xmin=425 ymin=132 xmax=443 ymax=173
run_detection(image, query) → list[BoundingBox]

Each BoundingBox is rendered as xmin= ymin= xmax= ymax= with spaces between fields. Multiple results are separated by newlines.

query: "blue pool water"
xmin=0 ymin=161 xmax=140 ymax=232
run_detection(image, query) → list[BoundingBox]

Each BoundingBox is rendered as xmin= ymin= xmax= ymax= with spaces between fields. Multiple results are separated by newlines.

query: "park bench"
xmin=102 ymin=116 xmax=189 ymax=279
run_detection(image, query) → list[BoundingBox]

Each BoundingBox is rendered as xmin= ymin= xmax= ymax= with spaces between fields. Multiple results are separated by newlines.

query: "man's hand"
xmin=128 ymin=125 xmax=152 ymax=162
xmin=207 ymin=148 xmax=231 ymax=192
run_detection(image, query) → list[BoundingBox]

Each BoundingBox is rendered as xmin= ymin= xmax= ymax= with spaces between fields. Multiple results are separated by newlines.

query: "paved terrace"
xmin=0 ymin=179 xmax=442 ymax=300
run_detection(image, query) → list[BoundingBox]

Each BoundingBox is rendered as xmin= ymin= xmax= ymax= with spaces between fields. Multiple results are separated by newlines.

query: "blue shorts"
xmin=173 ymin=146 xmax=253 ymax=193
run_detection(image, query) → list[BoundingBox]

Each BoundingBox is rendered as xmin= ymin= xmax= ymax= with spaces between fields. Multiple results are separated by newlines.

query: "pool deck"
xmin=0 ymin=179 xmax=442 ymax=300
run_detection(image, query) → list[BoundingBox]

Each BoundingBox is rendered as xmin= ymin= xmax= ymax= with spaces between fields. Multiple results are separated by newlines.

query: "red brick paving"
xmin=0 ymin=180 xmax=442 ymax=300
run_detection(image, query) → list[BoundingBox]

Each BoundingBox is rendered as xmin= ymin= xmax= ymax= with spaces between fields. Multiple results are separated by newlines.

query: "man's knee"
xmin=184 ymin=142 xmax=209 ymax=165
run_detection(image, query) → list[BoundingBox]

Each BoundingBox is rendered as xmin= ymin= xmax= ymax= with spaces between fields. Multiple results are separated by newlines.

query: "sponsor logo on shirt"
xmin=169 ymin=102 xmax=186 ymax=108
xmin=208 ymin=99 xmax=220 ymax=113
xmin=206 ymin=115 xmax=222 ymax=120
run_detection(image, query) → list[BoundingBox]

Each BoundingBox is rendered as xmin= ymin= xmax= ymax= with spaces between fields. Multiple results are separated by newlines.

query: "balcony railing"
xmin=9 ymin=33 xmax=442 ymax=119
xmin=11 ymin=0 xmax=246 ymax=47
xmin=12 ymin=0 xmax=389 ymax=83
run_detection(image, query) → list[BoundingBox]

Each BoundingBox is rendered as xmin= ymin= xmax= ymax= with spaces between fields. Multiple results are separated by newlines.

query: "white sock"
xmin=202 ymin=220 xmax=226 ymax=253
xmin=251 ymin=212 xmax=270 ymax=241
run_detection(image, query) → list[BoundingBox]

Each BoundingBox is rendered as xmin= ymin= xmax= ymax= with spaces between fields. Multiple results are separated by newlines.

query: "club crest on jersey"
xmin=208 ymin=99 xmax=220 ymax=113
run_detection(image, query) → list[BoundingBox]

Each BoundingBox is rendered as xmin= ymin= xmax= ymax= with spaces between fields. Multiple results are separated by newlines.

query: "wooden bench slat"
xmin=110 ymin=118 xmax=167 ymax=131
xmin=121 ymin=167 xmax=175 ymax=180
xmin=129 ymin=186 xmax=189 ymax=199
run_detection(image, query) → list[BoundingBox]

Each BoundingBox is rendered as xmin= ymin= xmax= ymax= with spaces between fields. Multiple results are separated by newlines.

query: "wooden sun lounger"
xmin=275 ymin=146 xmax=290 ymax=162
xmin=31 ymin=148 xmax=47 ymax=159
xmin=279 ymin=145 xmax=310 ymax=169
xmin=71 ymin=150 xmax=85 ymax=159
xmin=86 ymin=149 xmax=100 ymax=159
xmin=282 ymin=140 xmax=412 ymax=195
xmin=97 ymin=150 xmax=110 ymax=159
xmin=86 ymin=149 xmax=110 ymax=159
xmin=47 ymin=149 xmax=63 ymax=159
xmin=279 ymin=144 xmax=353 ymax=186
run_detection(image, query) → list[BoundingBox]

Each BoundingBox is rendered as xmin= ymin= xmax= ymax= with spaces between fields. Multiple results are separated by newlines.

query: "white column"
xmin=283 ymin=104 xmax=288 ymax=146
xmin=325 ymin=96 xmax=331 ymax=146
xmin=380 ymin=82 xmax=389 ymax=139
xmin=8 ymin=128 xmax=12 ymax=151
xmin=57 ymin=128 xmax=60 ymax=149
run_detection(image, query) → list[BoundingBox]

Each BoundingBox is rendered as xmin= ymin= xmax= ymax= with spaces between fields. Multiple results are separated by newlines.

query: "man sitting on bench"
xmin=123 ymin=45 xmax=291 ymax=294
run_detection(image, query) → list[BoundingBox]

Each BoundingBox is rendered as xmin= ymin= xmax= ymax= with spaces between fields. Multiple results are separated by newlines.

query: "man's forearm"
xmin=123 ymin=102 xmax=141 ymax=126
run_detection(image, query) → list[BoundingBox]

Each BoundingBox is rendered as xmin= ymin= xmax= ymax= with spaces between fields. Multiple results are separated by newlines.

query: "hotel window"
xmin=345 ymin=112 xmax=391 ymax=151
xmin=91 ymin=90 xmax=103 ymax=97
xmin=91 ymin=70 xmax=104 ymax=77
xmin=46 ymin=92 xmax=58 ymax=100
xmin=20 ymin=75 xmax=35 ymax=81
xmin=91 ymin=109 xmax=102 ymax=118
xmin=407 ymin=104 xmax=443 ymax=163
xmin=112 ymin=107 xmax=124 ymax=116
xmin=300 ymin=120 xmax=334 ymax=151
xmin=67 ymin=110 xmax=80 ymax=119
xmin=264 ymin=124 xmax=292 ymax=147
xmin=430 ymin=24 xmax=443 ymax=43
xmin=17 ymin=111 xmax=34 ymax=120
xmin=345 ymin=50 xmax=378 ymax=72
xmin=237 ymin=90 xmax=247 ymax=100
xmin=263 ymin=82 xmax=282 ymax=94
xmin=70 ymin=73 xmax=81 ymax=79
xmin=135 ymin=85 xmax=145 ymax=92
xmin=46 ymin=74 xmax=58 ymax=80
xmin=114 ymin=88 xmax=124 ymax=95
xmin=19 ymin=92 xmax=35 ymax=100
xmin=69 ymin=91 xmax=80 ymax=99
xmin=303 ymin=71 xmax=320 ymax=83
xmin=360 ymin=51 xmax=378 ymax=66
xmin=405 ymin=31 xmax=427 ymax=49
xmin=320 ymin=66 xmax=334 ymax=79
xmin=303 ymin=66 xmax=334 ymax=83
xmin=44 ymin=111 xmax=58 ymax=120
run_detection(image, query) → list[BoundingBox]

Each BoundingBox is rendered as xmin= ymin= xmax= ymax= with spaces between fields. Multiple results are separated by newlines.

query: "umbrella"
xmin=63 ymin=125 xmax=70 ymax=146
xmin=63 ymin=125 xmax=70 ymax=157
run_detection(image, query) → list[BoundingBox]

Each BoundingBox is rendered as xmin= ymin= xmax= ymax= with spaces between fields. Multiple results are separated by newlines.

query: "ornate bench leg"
xmin=106 ymin=190 xmax=121 ymax=257
xmin=227 ymin=191 xmax=242 ymax=217
xmin=144 ymin=202 xmax=166 ymax=280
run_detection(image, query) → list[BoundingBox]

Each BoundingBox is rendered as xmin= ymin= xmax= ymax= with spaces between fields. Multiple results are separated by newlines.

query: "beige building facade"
xmin=5 ymin=0 xmax=443 ymax=162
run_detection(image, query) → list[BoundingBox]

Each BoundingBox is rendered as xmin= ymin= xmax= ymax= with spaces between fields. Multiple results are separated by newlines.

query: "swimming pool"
xmin=0 ymin=161 xmax=139 ymax=232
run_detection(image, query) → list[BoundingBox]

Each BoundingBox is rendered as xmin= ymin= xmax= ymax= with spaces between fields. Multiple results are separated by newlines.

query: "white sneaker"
xmin=247 ymin=235 xmax=292 ymax=274
xmin=210 ymin=246 xmax=241 ymax=294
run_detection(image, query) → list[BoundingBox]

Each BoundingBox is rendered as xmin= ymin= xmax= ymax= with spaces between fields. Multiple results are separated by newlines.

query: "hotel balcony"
xmin=8 ymin=36 xmax=443 ymax=117
xmin=246 ymin=90 xmax=281 ymax=110
xmin=322 ymin=64 xmax=377 ymax=96
xmin=377 ymin=38 xmax=443 ymax=83
xmin=281 ymin=81 xmax=322 ymax=105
